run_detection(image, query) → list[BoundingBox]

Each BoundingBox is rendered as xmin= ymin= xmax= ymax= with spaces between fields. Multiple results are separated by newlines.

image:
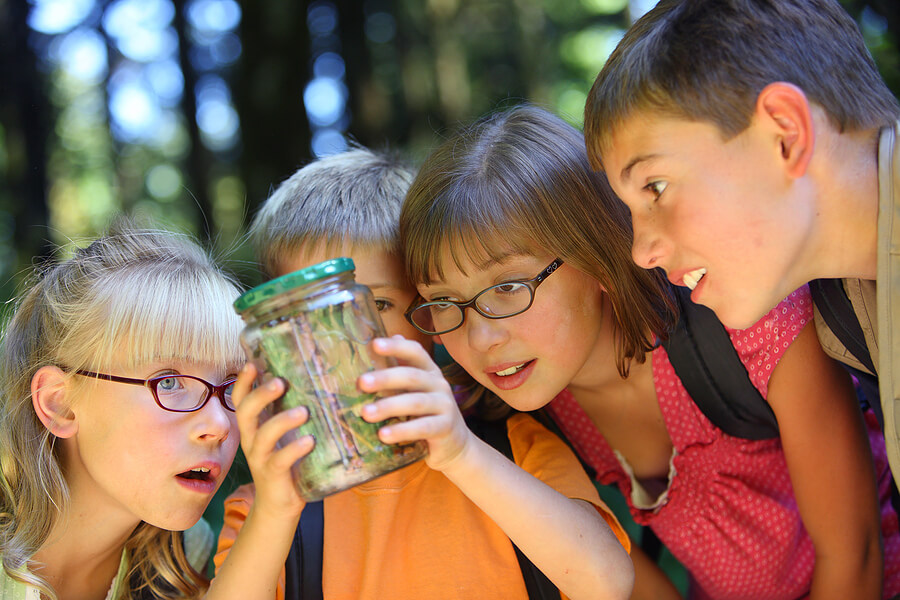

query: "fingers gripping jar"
xmin=234 ymin=258 xmax=427 ymax=501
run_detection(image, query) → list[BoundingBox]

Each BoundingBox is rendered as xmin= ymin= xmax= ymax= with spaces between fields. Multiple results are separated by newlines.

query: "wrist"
xmin=248 ymin=494 xmax=306 ymax=527
xmin=434 ymin=430 xmax=485 ymax=477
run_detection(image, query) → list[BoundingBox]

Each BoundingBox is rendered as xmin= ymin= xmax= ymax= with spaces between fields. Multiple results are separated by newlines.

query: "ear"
xmin=755 ymin=82 xmax=815 ymax=179
xmin=31 ymin=366 xmax=78 ymax=438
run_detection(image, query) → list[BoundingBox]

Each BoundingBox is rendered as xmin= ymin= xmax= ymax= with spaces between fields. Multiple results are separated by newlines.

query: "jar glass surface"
xmin=236 ymin=259 xmax=427 ymax=501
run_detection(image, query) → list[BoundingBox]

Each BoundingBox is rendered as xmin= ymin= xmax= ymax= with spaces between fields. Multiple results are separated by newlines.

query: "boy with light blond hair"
xmin=213 ymin=146 xmax=634 ymax=600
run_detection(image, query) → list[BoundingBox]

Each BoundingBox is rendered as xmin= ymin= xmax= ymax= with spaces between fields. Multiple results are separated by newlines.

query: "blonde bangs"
xmin=65 ymin=265 xmax=244 ymax=373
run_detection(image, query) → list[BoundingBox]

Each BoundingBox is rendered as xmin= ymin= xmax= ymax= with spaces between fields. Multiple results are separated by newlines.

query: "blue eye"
xmin=157 ymin=376 xmax=184 ymax=392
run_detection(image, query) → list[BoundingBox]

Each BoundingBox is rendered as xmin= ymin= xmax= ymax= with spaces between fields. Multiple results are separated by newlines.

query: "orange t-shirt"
xmin=215 ymin=413 xmax=629 ymax=599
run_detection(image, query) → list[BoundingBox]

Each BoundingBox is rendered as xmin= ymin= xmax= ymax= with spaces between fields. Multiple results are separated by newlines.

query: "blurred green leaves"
xmin=1 ymin=0 xmax=898 ymax=304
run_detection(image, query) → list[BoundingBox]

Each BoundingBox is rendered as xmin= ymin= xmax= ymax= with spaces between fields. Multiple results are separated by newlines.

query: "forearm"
xmin=441 ymin=435 xmax=634 ymax=600
xmin=770 ymin=323 xmax=884 ymax=600
xmin=205 ymin=507 xmax=300 ymax=600
xmin=629 ymin=543 xmax=682 ymax=600
xmin=808 ymin=536 xmax=882 ymax=600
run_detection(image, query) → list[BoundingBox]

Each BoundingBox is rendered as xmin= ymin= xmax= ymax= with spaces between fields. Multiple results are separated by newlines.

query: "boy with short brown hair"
xmin=584 ymin=0 xmax=900 ymax=492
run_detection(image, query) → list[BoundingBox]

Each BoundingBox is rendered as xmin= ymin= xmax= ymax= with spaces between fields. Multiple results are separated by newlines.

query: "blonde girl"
xmin=0 ymin=221 xmax=244 ymax=599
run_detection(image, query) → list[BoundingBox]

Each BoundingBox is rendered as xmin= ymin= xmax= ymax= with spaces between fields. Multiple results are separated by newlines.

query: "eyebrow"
xmin=365 ymin=282 xmax=401 ymax=291
xmin=620 ymin=153 xmax=660 ymax=184
xmin=422 ymin=251 xmax=534 ymax=293
xmin=472 ymin=250 xmax=530 ymax=271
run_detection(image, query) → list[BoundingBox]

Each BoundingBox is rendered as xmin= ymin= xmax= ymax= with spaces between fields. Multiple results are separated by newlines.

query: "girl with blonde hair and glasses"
xmin=0 ymin=220 xmax=246 ymax=599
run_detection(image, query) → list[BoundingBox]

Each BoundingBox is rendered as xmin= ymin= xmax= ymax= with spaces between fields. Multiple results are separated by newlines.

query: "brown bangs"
xmin=402 ymin=173 xmax=540 ymax=286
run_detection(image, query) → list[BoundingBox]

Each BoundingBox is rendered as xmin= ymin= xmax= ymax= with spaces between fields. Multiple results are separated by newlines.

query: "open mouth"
xmin=494 ymin=360 xmax=534 ymax=377
xmin=176 ymin=467 xmax=213 ymax=482
xmin=683 ymin=268 xmax=707 ymax=291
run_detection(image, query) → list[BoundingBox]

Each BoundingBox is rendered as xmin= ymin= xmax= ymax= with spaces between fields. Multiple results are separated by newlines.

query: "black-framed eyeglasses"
xmin=74 ymin=370 xmax=237 ymax=413
xmin=405 ymin=258 xmax=564 ymax=335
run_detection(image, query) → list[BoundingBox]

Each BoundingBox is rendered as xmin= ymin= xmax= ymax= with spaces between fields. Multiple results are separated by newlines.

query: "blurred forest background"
xmin=1 ymin=0 xmax=899 ymax=301
xmin=2 ymin=0 xmax=899 ymax=584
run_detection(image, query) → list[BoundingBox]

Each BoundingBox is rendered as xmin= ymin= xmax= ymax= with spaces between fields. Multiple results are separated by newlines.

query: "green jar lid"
xmin=234 ymin=257 xmax=355 ymax=313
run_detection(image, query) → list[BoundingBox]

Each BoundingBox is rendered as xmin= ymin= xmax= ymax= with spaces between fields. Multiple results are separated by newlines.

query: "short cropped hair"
xmin=585 ymin=0 xmax=900 ymax=169
xmin=248 ymin=147 xmax=416 ymax=278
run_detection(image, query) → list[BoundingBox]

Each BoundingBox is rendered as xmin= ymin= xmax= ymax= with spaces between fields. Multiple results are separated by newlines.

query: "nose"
xmin=464 ymin=311 xmax=509 ymax=354
xmin=630 ymin=214 xmax=667 ymax=270
xmin=192 ymin=394 xmax=233 ymax=444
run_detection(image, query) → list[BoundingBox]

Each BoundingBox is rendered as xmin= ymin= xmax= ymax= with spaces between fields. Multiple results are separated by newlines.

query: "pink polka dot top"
xmin=548 ymin=287 xmax=900 ymax=600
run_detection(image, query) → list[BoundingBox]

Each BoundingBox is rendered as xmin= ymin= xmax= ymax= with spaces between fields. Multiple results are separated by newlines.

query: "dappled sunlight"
xmin=1 ymin=0 xmax=896 ymax=305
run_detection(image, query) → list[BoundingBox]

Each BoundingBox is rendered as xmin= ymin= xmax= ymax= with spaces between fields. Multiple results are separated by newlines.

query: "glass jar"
xmin=234 ymin=257 xmax=427 ymax=501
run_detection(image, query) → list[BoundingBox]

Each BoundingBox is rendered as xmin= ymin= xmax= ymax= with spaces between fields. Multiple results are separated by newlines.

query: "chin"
xmin=707 ymin=298 xmax=770 ymax=331
xmin=145 ymin=508 xmax=206 ymax=532
xmin=493 ymin=388 xmax=551 ymax=413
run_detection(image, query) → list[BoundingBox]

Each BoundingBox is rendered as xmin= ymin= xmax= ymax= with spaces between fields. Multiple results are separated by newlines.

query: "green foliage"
xmin=2 ymin=0 xmax=899 ymax=302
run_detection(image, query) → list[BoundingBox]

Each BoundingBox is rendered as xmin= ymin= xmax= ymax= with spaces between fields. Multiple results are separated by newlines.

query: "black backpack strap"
xmin=466 ymin=414 xmax=560 ymax=600
xmin=808 ymin=278 xmax=877 ymax=374
xmin=284 ymin=499 xmax=324 ymax=600
xmin=662 ymin=286 xmax=779 ymax=440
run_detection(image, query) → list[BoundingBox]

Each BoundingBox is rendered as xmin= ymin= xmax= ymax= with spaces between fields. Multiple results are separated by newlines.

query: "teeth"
xmin=191 ymin=467 xmax=210 ymax=473
xmin=496 ymin=363 xmax=527 ymax=377
xmin=683 ymin=268 xmax=707 ymax=291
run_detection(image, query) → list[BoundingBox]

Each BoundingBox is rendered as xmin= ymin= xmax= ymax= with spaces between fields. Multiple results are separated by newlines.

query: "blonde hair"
xmin=401 ymin=104 xmax=675 ymax=377
xmin=0 ymin=220 xmax=244 ymax=599
xmin=249 ymin=145 xmax=510 ymax=419
xmin=248 ymin=146 xmax=416 ymax=279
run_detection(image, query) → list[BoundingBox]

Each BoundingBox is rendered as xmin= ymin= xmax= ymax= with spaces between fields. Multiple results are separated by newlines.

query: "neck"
xmin=30 ymin=485 xmax=139 ymax=600
xmin=565 ymin=300 xmax=655 ymax=409
xmin=565 ymin=297 xmax=626 ymax=397
xmin=806 ymin=125 xmax=881 ymax=281
xmin=567 ymin=349 xmax=655 ymax=414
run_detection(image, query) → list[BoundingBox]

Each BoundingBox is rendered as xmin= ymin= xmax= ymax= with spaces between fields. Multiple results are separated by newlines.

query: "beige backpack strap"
xmin=877 ymin=121 xmax=900 ymax=481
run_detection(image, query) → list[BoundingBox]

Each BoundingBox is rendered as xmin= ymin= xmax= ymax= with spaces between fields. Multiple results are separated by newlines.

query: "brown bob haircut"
xmin=400 ymin=104 xmax=675 ymax=377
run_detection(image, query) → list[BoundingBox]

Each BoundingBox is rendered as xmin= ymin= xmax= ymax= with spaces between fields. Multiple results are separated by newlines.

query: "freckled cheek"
xmin=113 ymin=439 xmax=179 ymax=477
xmin=438 ymin=333 xmax=465 ymax=360
xmin=511 ymin=314 xmax=564 ymax=354
xmin=747 ymin=232 xmax=767 ymax=251
xmin=556 ymin=286 xmax=604 ymax=332
xmin=124 ymin=421 xmax=184 ymax=459
xmin=538 ymin=316 xmax=578 ymax=351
